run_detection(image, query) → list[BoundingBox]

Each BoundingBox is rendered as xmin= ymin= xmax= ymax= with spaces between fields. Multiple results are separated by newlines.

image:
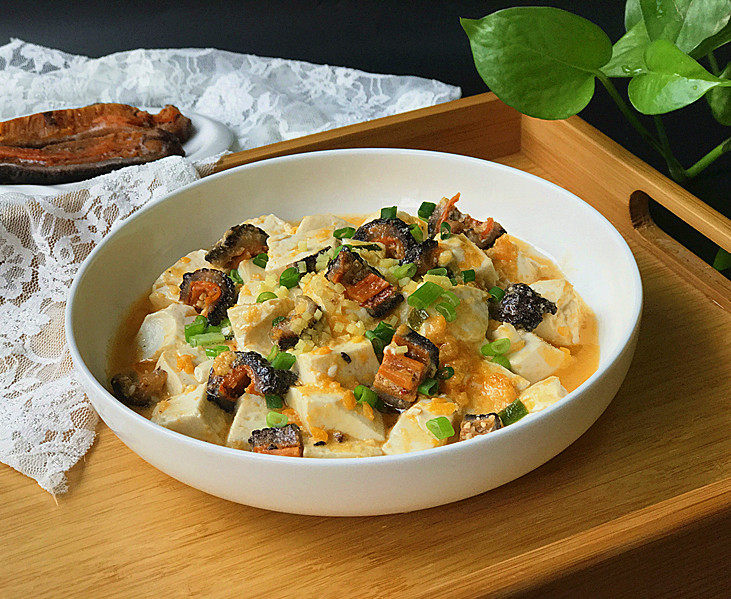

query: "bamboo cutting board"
xmin=2 ymin=94 xmax=729 ymax=598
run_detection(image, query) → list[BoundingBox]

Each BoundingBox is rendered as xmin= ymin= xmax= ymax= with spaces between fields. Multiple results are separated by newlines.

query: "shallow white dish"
xmin=0 ymin=109 xmax=233 ymax=196
xmin=66 ymin=149 xmax=642 ymax=516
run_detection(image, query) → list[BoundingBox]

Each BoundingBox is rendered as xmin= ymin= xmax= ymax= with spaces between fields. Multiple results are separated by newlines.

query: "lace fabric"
xmin=0 ymin=40 xmax=460 ymax=494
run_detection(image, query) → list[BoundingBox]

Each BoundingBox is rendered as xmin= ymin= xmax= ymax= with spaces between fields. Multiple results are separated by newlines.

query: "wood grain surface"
xmin=2 ymin=94 xmax=729 ymax=599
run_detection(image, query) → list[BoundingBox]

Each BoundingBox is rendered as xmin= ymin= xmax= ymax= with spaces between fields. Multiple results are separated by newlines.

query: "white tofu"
xmin=488 ymin=236 xmax=554 ymax=285
xmin=530 ymin=279 xmax=586 ymax=346
xmin=155 ymin=350 xmax=199 ymax=396
xmin=295 ymin=339 xmax=379 ymax=387
xmin=438 ymin=235 xmax=498 ymax=288
xmin=266 ymin=214 xmax=349 ymax=276
xmin=286 ymin=384 xmax=386 ymax=442
xmin=151 ymin=384 xmax=230 ymax=444
xmin=244 ymin=214 xmax=294 ymax=237
xmin=493 ymin=323 xmax=570 ymax=384
xmin=519 ymin=376 xmax=568 ymax=412
xmin=225 ymin=394 xmax=270 ymax=450
xmin=303 ymin=438 xmax=384 ymax=458
xmin=194 ymin=358 xmax=214 ymax=384
xmin=135 ymin=303 xmax=195 ymax=362
xmin=382 ymin=399 xmax=459 ymax=455
xmin=149 ymin=249 xmax=213 ymax=310
xmin=445 ymin=285 xmax=492 ymax=345
xmin=228 ymin=297 xmax=294 ymax=354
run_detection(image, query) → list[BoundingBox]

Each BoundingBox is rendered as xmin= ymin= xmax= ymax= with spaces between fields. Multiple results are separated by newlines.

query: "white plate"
xmin=0 ymin=109 xmax=233 ymax=196
xmin=66 ymin=149 xmax=642 ymax=516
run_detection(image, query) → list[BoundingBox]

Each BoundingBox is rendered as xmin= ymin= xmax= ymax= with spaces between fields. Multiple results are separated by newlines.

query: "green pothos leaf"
xmin=707 ymin=63 xmax=731 ymax=125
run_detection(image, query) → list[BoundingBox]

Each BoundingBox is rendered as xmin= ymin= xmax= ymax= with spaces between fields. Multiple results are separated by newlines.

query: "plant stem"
xmin=684 ymin=137 xmax=731 ymax=178
xmin=707 ymin=51 xmax=720 ymax=76
xmin=595 ymin=72 xmax=664 ymax=155
xmin=653 ymin=117 xmax=686 ymax=181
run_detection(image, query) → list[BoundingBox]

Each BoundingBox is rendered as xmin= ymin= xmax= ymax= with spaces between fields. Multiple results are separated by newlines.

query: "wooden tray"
xmin=3 ymin=93 xmax=729 ymax=598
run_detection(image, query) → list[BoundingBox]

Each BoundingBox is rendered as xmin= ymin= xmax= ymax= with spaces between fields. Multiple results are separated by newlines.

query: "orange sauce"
xmin=106 ymin=293 xmax=154 ymax=379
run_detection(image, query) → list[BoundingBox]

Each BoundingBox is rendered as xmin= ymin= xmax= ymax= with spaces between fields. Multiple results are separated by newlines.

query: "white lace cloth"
xmin=0 ymin=39 xmax=460 ymax=494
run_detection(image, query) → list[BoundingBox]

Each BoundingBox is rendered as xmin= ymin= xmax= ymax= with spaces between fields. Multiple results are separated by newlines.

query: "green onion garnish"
xmin=257 ymin=291 xmax=277 ymax=303
xmin=229 ymin=269 xmax=244 ymax=285
xmin=267 ymin=346 xmax=279 ymax=362
xmin=265 ymin=394 xmax=284 ymax=410
xmin=188 ymin=331 xmax=226 ymax=347
xmin=434 ymin=302 xmax=457 ymax=322
xmin=426 ymin=267 xmax=448 ymax=277
xmin=272 ymin=316 xmax=287 ymax=327
xmin=392 ymin=262 xmax=417 ymax=280
xmin=252 ymin=253 xmax=268 ymax=268
xmin=266 ymin=411 xmax=289 ymax=428
xmin=279 ymin=267 xmax=301 ymax=289
xmin=418 ymin=201 xmax=436 ymax=221
xmin=498 ymin=399 xmax=528 ymax=426
xmin=461 ymin=269 xmax=476 ymax=283
xmin=409 ymin=223 xmax=424 ymax=242
xmin=380 ymin=206 xmax=397 ymax=219
xmin=489 ymin=286 xmax=505 ymax=302
xmin=436 ymin=366 xmax=454 ymax=380
xmin=204 ymin=345 xmax=230 ymax=358
xmin=354 ymin=385 xmax=378 ymax=408
xmin=271 ymin=351 xmax=296 ymax=370
xmin=406 ymin=281 xmax=444 ymax=309
xmin=492 ymin=354 xmax=512 ymax=370
xmin=184 ymin=315 xmax=208 ymax=342
xmin=440 ymin=222 xmax=451 ymax=239
xmin=480 ymin=338 xmax=511 ymax=357
xmin=418 ymin=378 xmax=439 ymax=396
xmin=364 ymin=331 xmax=385 ymax=356
xmin=440 ymin=288 xmax=460 ymax=308
xmin=333 ymin=226 xmax=355 ymax=239
xmin=426 ymin=416 xmax=455 ymax=440
xmin=372 ymin=321 xmax=396 ymax=342
xmin=407 ymin=307 xmax=429 ymax=330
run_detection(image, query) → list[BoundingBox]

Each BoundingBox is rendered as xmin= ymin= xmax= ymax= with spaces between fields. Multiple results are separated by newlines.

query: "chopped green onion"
xmin=354 ymin=384 xmax=378 ymax=408
xmin=409 ymin=223 xmax=424 ymax=242
xmin=252 ymin=253 xmax=268 ymax=268
xmin=450 ymin=277 xmax=460 ymax=286
xmin=434 ymin=302 xmax=457 ymax=322
xmin=229 ymin=269 xmax=244 ymax=285
xmin=271 ymin=351 xmax=296 ymax=370
xmin=372 ymin=321 xmax=396 ymax=342
xmin=364 ymin=331 xmax=386 ymax=356
xmin=498 ymin=399 xmax=528 ymax=426
xmin=461 ymin=269 xmax=476 ymax=283
xmin=407 ymin=307 xmax=429 ymax=330
xmin=436 ymin=366 xmax=454 ymax=380
xmin=219 ymin=317 xmax=231 ymax=329
xmin=188 ymin=331 xmax=226 ymax=347
xmin=406 ymin=281 xmax=444 ymax=309
xmin=440 ymin=289 xmax=460 ymax=307
xmin=418 ymin=378 xmax=439 ymax=396
xmin=272 ymin=316 xmax=287 ymax=327
xmin=426 ymin=416 xmax=455 ymax=439
xmin=266 ymin=411 xmax=289 ymax=428
xmin=279 ymin=267 xmax=301 ymax=289
xmin=257 ymin=291 xmax=277 ymax=303
xmin=440 ymin=222 xmax=451 ymax=239
xmin=426 ymin=267 xmax=448 ymax=277
xmin=489 ymin=286 xmax=505 ymax=302
xmin=392 ymin=262 xmax=417 ymax=280
xmin=418 ymin=201 xmax=436 ymax=221
xmin=333 ymin=226 xmax=356 ymax=239
xmin=204 ymin=345 xmax=230 ymax=358
xmin=491 ymin=337 xmax=511 ymax=354
xmin=184 ymin=315 xmax=208 ymax=342
xmin=330 ymin=245 xmax=345 ymax=258
xmin=380 ymin=206 xmax=397 ymax=219
xmin=266 ymin=346 xmax=279 ymax=362
xmin=492 ymin=354 xmax=512 ymax=370
xmin=265 ymin=394 xmax=284 ymax=410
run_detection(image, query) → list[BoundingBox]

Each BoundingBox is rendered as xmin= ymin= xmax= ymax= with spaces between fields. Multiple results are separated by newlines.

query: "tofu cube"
xmin=135 ymin=303 xmax=195 ymax=362
xmin=286 ymin=384 xmax=386 ymax=442
xmin=151 ymin=384 xmax=230 ymax=444
xmin=488 ymin=236 xmax=554 ymax=285
xmin=493 ymin=323 xmax=570 ymax=384
xmin=438 ymin=235 xmax=498 ymax=288
xmin=382 ymin=399 xmax=459 ymax=455
xmin=225 ymin=394 xmax=271 ymax=450
xmin=295 ymin=339 xmax=380 ymax=387
xmin=519 ymin=376 xmax=568 ymax=412
xmin=149 ymin=249 xmax=213 ymax=310
xmin=228 ymin=297 xmax=294 ymax=354
xmin=155 ymin=350 xmax=199 ymax=396
xmin=446 ymin=285 xmax=492 ymax=345
xmin=244 ymin=214 xmax=294 ymax=237
xmin=530 ymin=279 xmax=586 ymax=346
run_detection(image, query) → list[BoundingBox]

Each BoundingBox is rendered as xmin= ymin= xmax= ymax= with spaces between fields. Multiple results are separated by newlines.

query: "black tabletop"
xmin=3 ymin=0 xmax=728 ymax=264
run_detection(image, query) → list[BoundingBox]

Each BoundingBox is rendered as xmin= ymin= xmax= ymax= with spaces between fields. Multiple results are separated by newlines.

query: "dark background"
xmin=3 ymin=0 xmax=728 ymax=264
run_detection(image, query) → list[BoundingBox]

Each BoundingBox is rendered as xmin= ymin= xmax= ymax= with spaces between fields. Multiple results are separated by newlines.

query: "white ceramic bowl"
xmin=66 ymin=149 xmax=642 ymax=516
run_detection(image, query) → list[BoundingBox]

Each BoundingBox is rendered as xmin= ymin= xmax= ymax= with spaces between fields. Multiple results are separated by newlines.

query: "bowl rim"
xmin=65 ymin=147 xmax=643 ymax=467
